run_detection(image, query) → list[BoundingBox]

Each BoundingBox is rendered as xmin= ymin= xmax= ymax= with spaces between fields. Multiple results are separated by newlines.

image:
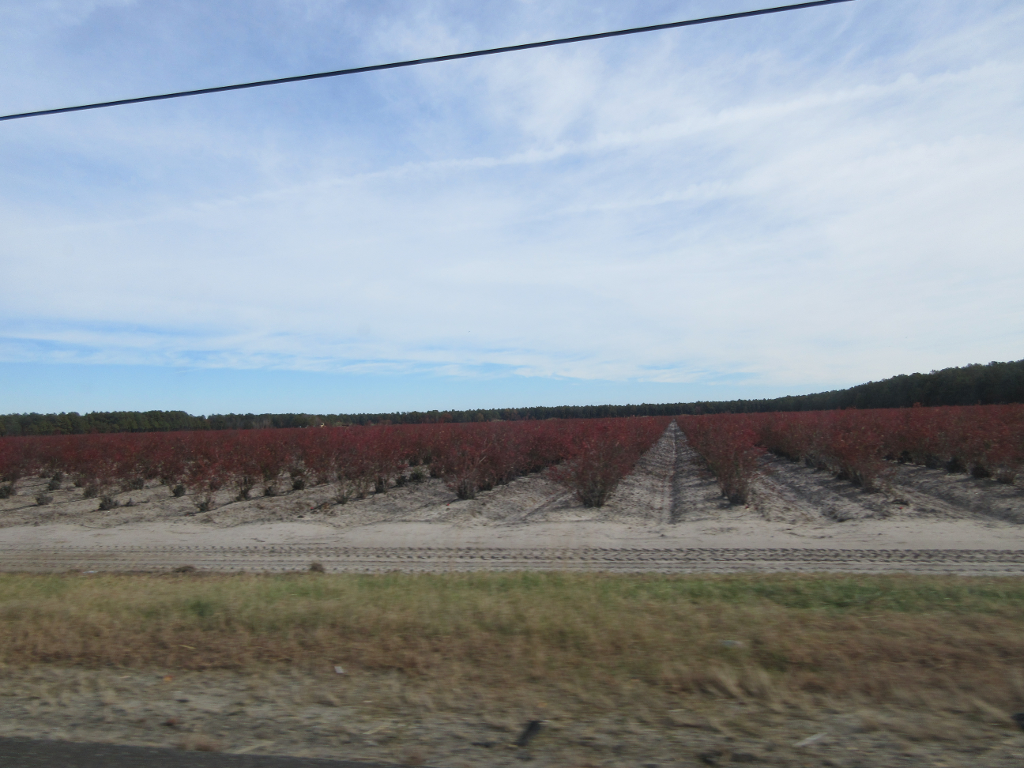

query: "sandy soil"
xmin=1 ymin=423 xmax=1023 ymax=573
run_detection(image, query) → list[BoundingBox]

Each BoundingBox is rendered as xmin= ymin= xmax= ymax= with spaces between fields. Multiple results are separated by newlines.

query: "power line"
xmin=0 ymin=0 xmax=854 ymax=123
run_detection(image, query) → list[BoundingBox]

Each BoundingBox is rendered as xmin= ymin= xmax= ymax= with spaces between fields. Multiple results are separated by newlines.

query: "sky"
xmin=1 ymin=0 xmax=1022 ymax=415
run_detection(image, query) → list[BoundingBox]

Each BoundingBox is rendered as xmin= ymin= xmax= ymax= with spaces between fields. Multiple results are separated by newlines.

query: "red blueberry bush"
xmin=549 ymin=417 xmax=670 ymax=507
xmin=754 ymin=405 xmax=1024 ymax=489
xmin=0 ymin=406 xmax=1017 ymax=514
xmin=677 ymin=415 xmax=764 ymax=504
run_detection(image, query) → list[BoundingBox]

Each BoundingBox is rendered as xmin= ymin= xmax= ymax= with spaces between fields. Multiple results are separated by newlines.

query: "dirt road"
xmin=1 ymin=544 xmax=1022 ymax=574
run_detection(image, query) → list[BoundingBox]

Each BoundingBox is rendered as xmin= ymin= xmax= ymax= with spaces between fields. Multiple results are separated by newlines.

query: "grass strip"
xmin=2 ymin=572 xmax=1022 ymax=708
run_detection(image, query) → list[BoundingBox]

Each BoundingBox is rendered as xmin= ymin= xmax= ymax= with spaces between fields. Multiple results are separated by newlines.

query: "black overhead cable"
xmin=0 ymin=0 xmax=855 ymax=123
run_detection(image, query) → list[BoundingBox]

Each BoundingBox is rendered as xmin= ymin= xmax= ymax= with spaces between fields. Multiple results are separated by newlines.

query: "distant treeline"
xmin=2 ymin=359 xmax=1022 ymax=437
xmin=0 ymin=411 xmax=321 ymax=437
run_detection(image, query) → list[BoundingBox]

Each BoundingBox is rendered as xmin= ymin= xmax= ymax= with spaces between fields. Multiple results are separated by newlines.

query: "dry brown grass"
xmin=1 ymin=572 xmax=1022 ymax=716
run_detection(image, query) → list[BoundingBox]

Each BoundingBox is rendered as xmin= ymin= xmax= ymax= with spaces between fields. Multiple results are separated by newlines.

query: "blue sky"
xmin=1 ymin=0 xmax=1022 ymax=415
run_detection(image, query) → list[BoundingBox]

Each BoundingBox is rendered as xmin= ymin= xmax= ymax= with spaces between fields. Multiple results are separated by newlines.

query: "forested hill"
xmin=1 ymin=359 xmax=1022 ymax=436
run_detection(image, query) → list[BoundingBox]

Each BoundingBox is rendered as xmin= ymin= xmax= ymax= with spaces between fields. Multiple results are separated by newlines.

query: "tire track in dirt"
xmin=599 ymin=423 xmax=676 ymax=524
xmin=666 ymin=422 xmax=679 ymax=524
xmin=3 ymin=545 xmax=1022 ymax=575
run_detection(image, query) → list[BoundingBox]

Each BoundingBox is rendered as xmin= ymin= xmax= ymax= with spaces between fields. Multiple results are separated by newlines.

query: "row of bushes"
xmin=0 ymin=417 xmax=672 ymax=512
xmin=678 ymin=405 xmax=1024 ymax=504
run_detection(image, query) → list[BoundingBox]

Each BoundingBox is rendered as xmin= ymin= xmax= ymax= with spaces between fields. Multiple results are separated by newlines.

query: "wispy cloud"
xmin=1 ymin=0 xmax=1022 ymax=411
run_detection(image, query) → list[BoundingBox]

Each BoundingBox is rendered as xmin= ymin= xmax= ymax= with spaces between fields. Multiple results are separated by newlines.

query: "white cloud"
xmin=1 ymin=0 xmax=1023 ymax=399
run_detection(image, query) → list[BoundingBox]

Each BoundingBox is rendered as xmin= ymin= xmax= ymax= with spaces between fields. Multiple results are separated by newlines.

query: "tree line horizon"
xmin=2 ymin=359 xmax=1022 ymax=437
